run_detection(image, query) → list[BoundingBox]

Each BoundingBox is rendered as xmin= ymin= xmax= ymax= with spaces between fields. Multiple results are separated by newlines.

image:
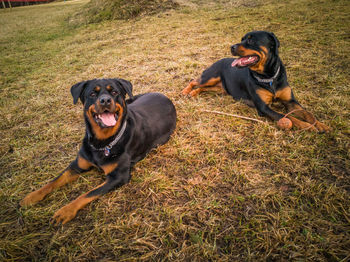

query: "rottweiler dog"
xmin=182 ymin=31 xmax=330 ymax=132
xmin=20 ymin=78 xmax=177 ymax=224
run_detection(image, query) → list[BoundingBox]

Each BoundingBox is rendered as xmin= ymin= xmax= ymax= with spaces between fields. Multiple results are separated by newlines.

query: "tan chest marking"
xmin=256 ymin=88 xmax=274 ymax=104
xmin=275 ymin=86 xmax=292 ymax=102
xmin=77 ymin=155 xmax=94 ymax=170
xmin=257 ymin=86 xmax=292 ymax=105
xmin=102 ymin=162 xmax=118 ymax=175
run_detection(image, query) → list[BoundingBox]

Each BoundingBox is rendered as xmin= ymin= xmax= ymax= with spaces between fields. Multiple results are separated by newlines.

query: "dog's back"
xmin=201 ymin=58 xmax=252 ymax=101
xmin=127 ymin=92 xmax=177 ymax=161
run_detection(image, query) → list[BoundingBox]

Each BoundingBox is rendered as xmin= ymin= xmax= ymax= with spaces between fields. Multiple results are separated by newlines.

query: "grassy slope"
xmin=0 ymin=0 xmax=349 ymax=260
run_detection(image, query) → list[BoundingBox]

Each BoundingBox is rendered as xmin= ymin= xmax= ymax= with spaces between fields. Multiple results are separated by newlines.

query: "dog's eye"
xmin=90 ymin=92 xmax=96 ymax=97
xmin=111 ymin=91 xmax=118 ymax=96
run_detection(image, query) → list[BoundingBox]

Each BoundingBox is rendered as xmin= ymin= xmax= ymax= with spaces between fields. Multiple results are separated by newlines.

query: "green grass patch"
xmin=71 ymin=0 xmax=179 ymax=25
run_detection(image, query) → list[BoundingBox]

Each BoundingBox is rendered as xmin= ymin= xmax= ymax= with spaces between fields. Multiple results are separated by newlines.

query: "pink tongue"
xmin=232 ymin=56 xmax=257 ymax=67
xmin=99 ymin=112 xmax=116 ymax=127
xmin=231 ymin=58 xmax=241 ymax=67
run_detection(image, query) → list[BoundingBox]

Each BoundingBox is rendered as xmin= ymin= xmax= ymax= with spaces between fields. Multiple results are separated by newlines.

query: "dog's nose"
xmin=99 ymin=95 xmax=112 ymax=106
xmin=231 ymin=44 xmax=238 ymax=54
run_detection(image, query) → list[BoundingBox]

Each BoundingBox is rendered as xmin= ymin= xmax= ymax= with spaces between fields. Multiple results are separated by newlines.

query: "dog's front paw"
xmin=288 ymin=117 xmax=318 ymax=132
xmin=52 ymin=205 xmax=78 ymax=225
xmin=315 ymin=121 xmax=331 ymax=133
xmin=20 ymin=191 xmax=45 ymax=207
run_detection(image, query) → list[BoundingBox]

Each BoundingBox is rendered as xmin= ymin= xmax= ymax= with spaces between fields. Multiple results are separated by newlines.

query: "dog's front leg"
xmin=249 ymin=87 xmax=285 ymax=121
xmin=276 ymin=86 xmax=330 ymax=132
xmin=52 ymin=156 xmax=132 ymax=225
xmin=285 ymin=100 xmax=331 ymax=132
xmin=249 ymin=86 xmax=318 ymax=131
xmin=254 ymin=98 xmax=318 ymax=131
xmin=20 ymin=155 xmax=93 ymax=207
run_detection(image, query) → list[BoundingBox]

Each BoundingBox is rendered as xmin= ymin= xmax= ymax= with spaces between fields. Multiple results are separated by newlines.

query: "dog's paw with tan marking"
xmin=315 ymin=121 xmax=331 ymax=133
xmin=288 ymin=117 xmax=318 ymax=132
xmin=300 ymin=122 xmax=318 ymax=132
xmin=189 ymin=89 xmax=201 ymax=97
xmin=52 ymin=205 xmax=78 ymax=225
xmin=20 ymin=191 xmax=45 ymax=207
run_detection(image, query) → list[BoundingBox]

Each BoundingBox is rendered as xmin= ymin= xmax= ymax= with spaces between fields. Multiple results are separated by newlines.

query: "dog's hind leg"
xmin=189 ymin=83 xmax=226 ymax=97
xmin=182 ymin=78 xmax=201 ymax=95
xmin=185 ymin=77 xmax=224 ymax=97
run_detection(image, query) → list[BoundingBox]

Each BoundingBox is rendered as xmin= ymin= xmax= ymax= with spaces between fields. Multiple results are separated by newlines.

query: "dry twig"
xmin=202 ymin=110 xmax=266 ymax=123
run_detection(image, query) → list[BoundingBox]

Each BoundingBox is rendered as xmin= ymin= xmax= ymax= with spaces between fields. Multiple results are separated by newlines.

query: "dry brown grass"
xmin=71 ymin=0 xmax=179 ymax=24
xmin=0 ymin=0 xmax=349 ymax=261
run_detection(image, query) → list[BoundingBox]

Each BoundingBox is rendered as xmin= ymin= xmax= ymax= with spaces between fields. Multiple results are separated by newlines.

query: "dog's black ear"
xmin=71 ymin=81 xmax=88 ymax=104
xmin=113 ymin=78 xmax=133 ymax=99
xmin=268 ymin=32 xmax=280 ymax=56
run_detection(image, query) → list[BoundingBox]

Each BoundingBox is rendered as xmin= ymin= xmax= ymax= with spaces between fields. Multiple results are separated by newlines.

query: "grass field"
xmin=0 ymin=0 xmax=349 ymax=260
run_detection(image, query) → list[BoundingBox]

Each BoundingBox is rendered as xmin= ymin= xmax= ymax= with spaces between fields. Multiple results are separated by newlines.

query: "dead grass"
xmin=0 ymin=0 xmax=349 ymax=261
xmin=70 ymin=0 xmax=179 ymax=25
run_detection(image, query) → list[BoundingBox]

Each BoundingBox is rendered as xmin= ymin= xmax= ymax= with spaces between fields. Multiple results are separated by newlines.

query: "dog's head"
xmin=231 ymin=31 xmax=280 ymax=74
xmin=70 ymin=78 xmax=133 ymax=140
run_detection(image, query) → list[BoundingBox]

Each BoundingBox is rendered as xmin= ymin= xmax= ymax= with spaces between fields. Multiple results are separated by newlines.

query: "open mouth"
xmin=231 ymin=55 xmax=259 ymax=68
xmin=92 ymin=110 xmax=119 ymax=128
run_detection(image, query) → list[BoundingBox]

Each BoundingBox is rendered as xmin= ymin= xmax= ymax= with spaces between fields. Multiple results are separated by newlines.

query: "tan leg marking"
xmin=182 ymin=79 xmax=200 ymax=95
xmin=20 ymin=156 xmax=93 ymax=207
xmin=20 ymin=169 xmax=79 ymax=207
xmin=287 ymin=103 xmax=330 ymax=132
xmin=52 ymin=183 xmax=105 ymax=225
xmin=77 ymin=155 xmax=94 ymax=170
xmin=287 ymin=115 xmax=317 ymax=131
xmin=189 ymin=83 xmax=226 ymax=97
xmin=276 ymin=86 xmax=330 ymax=132
xmin=187 ymin=77 xmax=222 ymax=97
xmin=101 ymin=162 xmax=118 ymax=175
xmin=256 ymin=88 xmax=274 ymax=105
xmin=275 ymin=86 xmax=292 ymax=102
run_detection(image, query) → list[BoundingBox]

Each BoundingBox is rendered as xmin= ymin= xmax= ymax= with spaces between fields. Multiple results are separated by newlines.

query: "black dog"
xmin=20 ymin=78 xmax=177 ymax=224
xmin=182 ymin=31 xmax=330 ymax=132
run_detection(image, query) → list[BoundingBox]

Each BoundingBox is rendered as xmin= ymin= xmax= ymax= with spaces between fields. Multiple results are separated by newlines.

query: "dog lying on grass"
xmin=20 ymin=78 xmax=177 ymax=224
xmin=182 ymin=31 xmax=330 ymax=132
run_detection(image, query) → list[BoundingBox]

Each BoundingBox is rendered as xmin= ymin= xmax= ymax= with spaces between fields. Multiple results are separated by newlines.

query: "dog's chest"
xmin=256 ymin=86 xmax=292 ymax=105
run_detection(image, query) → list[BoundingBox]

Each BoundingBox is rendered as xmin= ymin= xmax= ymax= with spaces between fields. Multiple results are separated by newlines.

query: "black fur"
xmin=71 ymin=78 xmax=177 ymax=196
xmin=21 ymin=78 xmax=177 ymax=224
xmin=183 ymin=31 xmax=330 ymax=132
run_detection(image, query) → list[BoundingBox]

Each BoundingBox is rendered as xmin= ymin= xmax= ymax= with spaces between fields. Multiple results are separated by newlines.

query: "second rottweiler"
xmin=182 ymin=31 xmax=330 ymax=132
xmin=20 ymin=78 xmax=177 ymax=224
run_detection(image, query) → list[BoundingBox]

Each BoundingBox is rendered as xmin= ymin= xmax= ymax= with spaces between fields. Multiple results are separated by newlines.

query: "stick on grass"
xmin=202 ymin=110 xmax=265 ymax=123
